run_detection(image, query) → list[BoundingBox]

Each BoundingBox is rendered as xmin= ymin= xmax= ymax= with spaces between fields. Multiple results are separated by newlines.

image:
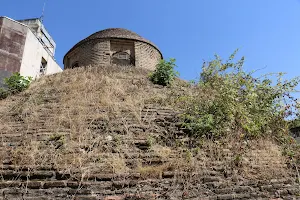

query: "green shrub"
xmin=4 ymin=72 xmax=32 ymax=94
xmin=0 ymin=72 xmax=32 ymax=100
xmin=179 ymin=50 xmax=300 ymax=139
xmin=150 ymin=58 xmax=179 ymax=86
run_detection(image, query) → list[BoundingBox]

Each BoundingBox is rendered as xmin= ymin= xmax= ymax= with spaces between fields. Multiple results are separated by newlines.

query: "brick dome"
xmin=64 ymin=28 xmax=163 ymax=70
xmin=65 ymin=28 xmax=161 ymax=57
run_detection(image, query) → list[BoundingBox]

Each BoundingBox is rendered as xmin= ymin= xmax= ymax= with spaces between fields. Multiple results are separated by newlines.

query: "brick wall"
xmin=0 ymin=17 xmax=28 ymax=84
xmin=65 ymin=39 xmax=162 ymax=70
xmin=135 ymin=41 xmax=162 ymax=71
xmin=64 ymin=39 xmax=111 ymax=68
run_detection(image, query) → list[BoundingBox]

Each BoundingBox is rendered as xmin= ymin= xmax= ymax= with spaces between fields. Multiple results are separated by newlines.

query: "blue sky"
xmin=1 ymin=0 xmax=300 ymax=81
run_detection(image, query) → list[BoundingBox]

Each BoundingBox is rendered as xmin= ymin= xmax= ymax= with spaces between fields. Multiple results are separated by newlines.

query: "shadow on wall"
xmin=0 ymin=70 xmax=13 ymax=87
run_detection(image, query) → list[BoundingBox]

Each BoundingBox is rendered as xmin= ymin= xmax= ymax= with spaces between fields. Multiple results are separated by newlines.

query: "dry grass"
xmin=0 ymin=65 xmax=179 ymax=171
xmin=0 ymin=65 xmax=295 ymax=181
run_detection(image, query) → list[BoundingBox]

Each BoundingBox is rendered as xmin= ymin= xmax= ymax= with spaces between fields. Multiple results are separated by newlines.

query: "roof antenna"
xmin=40 ymin=0 xmax=47 ymax=23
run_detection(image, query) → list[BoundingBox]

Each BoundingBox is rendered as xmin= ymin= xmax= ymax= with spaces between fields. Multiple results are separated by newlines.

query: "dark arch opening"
xmin=72 ymin=62 xmax=79 ymax=69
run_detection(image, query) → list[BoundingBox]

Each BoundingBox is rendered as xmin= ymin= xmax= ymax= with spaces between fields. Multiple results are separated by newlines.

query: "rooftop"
xmin=85 ymin=28 xmax=157 ymax=47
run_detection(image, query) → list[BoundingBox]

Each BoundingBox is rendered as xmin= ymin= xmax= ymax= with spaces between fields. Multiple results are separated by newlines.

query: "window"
xmin=117 ymin=52 xmax=129 ymax=59
xmin=40 ymin=58 xmax=47 ymax=76
xmin=40 ymin=30 xmax=55 ymax=56
xmin=112 ymin=52 xmax=133 ymax=65
xmin=113 ymin=52 xmax=130 ymax=60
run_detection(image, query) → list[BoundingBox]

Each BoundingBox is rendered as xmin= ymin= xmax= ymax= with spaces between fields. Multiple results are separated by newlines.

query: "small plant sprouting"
xmin=146 ymin=136 xmax=156 ymax=148
xmin=185 ymin=150 xmax=193 ymax=163
xmin=233 ymin=154 xmax=243 ymax=167
xmin=49 ymin=134 xmax=65 ymax=149
xmin=49 ymin=134 xmax=64 ymax=142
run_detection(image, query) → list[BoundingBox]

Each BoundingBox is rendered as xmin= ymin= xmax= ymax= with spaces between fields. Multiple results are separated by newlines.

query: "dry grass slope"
xmin=0 ymin=65 xmax=296 ymax=183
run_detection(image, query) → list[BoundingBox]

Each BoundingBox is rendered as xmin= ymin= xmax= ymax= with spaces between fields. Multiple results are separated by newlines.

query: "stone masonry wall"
xmin=1 ymin=101 xmax=299 ymax=199
xmin=135 ymin=41 xmax=162 ymax=71
xmin=0 ymin=17 xmax=28 ymax=85
xmin=0 ymin=168 xmax=299 ymax=200
xmin=64 ymin=39 xmax=111 ymax=68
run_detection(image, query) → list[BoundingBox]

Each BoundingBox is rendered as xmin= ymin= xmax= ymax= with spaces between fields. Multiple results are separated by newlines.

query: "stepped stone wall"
xmin=1 ymin=104 xmax=299 ymax=199
xmin=0 ymin=168 xmax=299 ymax=200
xmin=0 ymin=67 xmax=299 ymax=199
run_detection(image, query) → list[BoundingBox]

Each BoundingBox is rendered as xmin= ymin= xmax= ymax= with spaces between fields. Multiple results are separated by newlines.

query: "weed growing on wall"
xmin=179 ymin=50 xmax=300 ymax=139
xmin=150 ymin=58 xmax=179 ymax=86
xmin=0 ymin=72 xmax=32 ymax=99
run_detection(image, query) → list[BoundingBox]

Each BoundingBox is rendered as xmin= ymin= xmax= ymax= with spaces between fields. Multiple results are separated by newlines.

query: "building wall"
xmin=18 ymin=18 xmax=56 ymax=56
xmin=0 ymin=17 xmax=28 ymax=85
xmin=64 ymin=39 xmax=111 ymax=68
xmin=65 ymin=39 xmax=162 ymax=70
xmin=20 ymin=28 xmax=62 ymax=79
xmin=134 ymin=41 xmax=162 ymax=71
xmin=0 ymin=17 xmax=62 ymax=83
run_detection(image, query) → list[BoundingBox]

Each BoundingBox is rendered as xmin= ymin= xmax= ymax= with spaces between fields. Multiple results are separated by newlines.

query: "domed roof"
xmin=85 ymin=28 xmax=157 ymax=47
xmin=65 ymin=28 xmax=161 ymax=59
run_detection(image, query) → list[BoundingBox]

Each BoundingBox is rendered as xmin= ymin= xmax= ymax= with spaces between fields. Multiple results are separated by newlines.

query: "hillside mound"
xmin=0 ymin=65 xmax=299 ymax=199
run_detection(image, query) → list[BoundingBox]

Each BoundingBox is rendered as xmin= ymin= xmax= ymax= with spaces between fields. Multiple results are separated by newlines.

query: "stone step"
xmin=0 ymin=132 xmax=70 ymax=142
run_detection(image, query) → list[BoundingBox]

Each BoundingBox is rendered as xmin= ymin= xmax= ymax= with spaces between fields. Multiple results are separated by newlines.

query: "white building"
xmin=0 ymin=16 xmax=62 ymax=84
